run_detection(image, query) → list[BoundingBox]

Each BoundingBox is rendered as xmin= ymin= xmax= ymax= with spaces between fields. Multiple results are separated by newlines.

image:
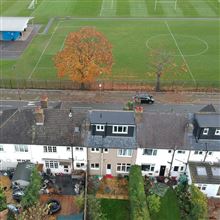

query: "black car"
xmin=133 ymin=93 xmax=154 ymax=104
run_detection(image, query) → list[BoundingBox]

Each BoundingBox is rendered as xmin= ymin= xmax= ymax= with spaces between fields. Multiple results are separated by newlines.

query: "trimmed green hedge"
xmin=129 ymin=165 xmax=151 ymax=220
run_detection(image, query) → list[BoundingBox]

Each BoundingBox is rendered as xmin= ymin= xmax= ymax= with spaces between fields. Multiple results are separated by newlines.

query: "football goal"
xmin=154 ymin=0 xmax=178 ymax=11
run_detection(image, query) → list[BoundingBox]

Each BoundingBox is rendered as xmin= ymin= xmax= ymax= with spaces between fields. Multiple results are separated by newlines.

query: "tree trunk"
xmin=80 ymin=82 xmax=85 ymax=90
xmin=155 ymin=73 xmax=160 ymax=92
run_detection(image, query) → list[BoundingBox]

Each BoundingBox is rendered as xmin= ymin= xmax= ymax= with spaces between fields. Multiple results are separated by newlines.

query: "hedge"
xmin=129 ymin=165 xmax=151 ymax=220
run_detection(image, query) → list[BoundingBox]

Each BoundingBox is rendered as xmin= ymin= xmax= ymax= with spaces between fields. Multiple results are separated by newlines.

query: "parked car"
xmin=133 ymin=93 xmax=154 ymax=104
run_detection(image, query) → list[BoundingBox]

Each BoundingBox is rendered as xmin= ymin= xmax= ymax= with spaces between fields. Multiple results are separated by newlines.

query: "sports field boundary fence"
xmin=0 ymin=79 xmax=219 ymax=92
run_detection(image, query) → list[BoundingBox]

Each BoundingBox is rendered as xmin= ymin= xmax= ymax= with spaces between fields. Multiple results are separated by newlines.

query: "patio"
xmin=40 ymin=194 xmax=80 ymax=219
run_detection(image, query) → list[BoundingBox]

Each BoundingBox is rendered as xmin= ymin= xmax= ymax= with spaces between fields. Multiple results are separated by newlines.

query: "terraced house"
xmin=0 ymin=104 xmax=219 ymax=197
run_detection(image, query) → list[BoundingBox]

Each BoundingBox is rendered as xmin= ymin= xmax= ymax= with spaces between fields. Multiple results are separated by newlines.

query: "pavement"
xmin=0 ymin=89 xmax=220 ymax=105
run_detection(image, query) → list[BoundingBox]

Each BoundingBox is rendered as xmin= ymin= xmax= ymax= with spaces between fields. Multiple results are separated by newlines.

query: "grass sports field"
xmin=0 ymin=0 xmax=219 ymax=87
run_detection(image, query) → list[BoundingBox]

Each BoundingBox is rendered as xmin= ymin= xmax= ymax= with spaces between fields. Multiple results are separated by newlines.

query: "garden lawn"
xmin=100 ymin=199 xmax=130 ymax=220
xmin=151 ymin=188 xmax=181 ymax=220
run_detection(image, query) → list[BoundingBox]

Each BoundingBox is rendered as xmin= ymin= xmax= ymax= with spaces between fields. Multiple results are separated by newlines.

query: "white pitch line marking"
xmin=165 ymin=21 xmax=196 ymax=85
xmin=28 ymin=21 xmax=60 ymax=80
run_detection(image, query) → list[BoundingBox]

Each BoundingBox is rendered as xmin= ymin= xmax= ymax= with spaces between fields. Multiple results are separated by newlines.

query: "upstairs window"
xmin=112 ymin=125 xmax=128 ymax=134
xmin=0 ymin=145 xmax=4 ymax=151
xmin=143 ymin=149 xmax=157 ymax=156
xmin=44 ymin=146 xmax=57 ymax=153
xmin=215 ymin=129 xmax=220 ymax=136
xmin=117 ymin=149 xmax=133 ymax=157
xmin=75 ymin=147 xmax=84 ymax=151
xmin=15 ymin=145 xmax=28 ymax=152
xmin=96 ymin=124 xmax=104 ymax=132
xmin=177 ymin=150 xmax=185 ymax=154
xmin=203 ymin=128 xmax=209 ymax=135
xmin=91 ymin=148 xmax=100 ymax=153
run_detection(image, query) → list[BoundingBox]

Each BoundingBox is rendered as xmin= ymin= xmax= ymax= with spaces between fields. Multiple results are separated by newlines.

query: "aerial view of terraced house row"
xmin=0 ymin=0 xmax=219 ymax=220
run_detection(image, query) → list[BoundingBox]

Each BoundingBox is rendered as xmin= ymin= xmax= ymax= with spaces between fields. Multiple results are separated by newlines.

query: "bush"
xmin=0 ymin=187 xmax=7 ymax=211
xmin=21 ymin=167 xmax=42 ymax=208
xmin=75 ymin=192 xmax=85 ymax=212
xmin=87 ymin=195 xmax=107 ymax=220
xmin=147 ymin=194 xmax=161 ymax=214
xmin=129 ymin=165 xmax=151 ymax=220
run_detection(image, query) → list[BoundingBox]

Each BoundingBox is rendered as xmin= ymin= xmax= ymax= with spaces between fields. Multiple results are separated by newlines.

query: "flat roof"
xmin=89 ymin=110 xmax=135 ymax=125
xmin=0 ymin=17 xmax=33 ymax=32
xmin=195 ymin=113 xmax=220 ymax=128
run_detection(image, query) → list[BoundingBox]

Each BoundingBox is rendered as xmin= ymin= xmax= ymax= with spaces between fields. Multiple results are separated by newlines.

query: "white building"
xmin=0 ymin=106 xmax=87 ymax=174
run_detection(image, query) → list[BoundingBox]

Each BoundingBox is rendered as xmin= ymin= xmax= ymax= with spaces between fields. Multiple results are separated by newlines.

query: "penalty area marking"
xmin=165 ymin=21 xmax=196 ymax=85
xmin=146 ymin=34 xmax=209 ymax=57
xmin=28 ymin=21 xmax=60 ymax=80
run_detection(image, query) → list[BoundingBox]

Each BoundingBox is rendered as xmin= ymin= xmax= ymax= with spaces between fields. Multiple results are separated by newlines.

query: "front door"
xmin=159 ymin=166 xmax=166 ymax=176
xmin=106 ymin=164 xmax=112 ymax=175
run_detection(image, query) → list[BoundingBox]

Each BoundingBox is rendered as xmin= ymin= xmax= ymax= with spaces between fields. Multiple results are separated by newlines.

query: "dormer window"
xmin=96 ymin=124 xmax=104 ymax=132
xmin=112 ymin=125 xmax=128 ymax=134
xmin=203 ymin=128 xmax=209 ymax=135
xmin=215 ymin=129 xmax=220 ymax=136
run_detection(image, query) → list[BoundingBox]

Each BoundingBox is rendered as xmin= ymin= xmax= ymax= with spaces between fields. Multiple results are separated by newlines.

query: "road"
xmin=1 ymin=100 xmax=219 ymax=113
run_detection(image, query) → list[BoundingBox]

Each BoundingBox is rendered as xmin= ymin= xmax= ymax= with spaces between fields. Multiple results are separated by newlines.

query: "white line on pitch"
xmin=165 ymin=21 xmax=196 ymax=85
xmin=28 ymin=21 xmax=60 ymax=80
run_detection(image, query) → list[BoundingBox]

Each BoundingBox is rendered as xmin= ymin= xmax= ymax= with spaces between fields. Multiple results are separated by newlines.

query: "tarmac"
xmin=0 ymin=89 xmax=220 ymax=105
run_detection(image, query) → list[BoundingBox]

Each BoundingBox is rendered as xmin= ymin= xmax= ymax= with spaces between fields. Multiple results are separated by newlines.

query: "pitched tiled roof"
xmin=137 ymin=112 xmax=189 ymax=149
xmin=85 ymin=131 xmax=137 ymax=149
xmin=189 ymin=162 xmax=220 ymax=185
xmin=0 ymin=108 xmax=87 ymax=146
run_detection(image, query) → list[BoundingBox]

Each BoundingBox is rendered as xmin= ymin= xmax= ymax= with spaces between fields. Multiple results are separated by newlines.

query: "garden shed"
xmin=12 ymin=162 xmax=34 ymax=187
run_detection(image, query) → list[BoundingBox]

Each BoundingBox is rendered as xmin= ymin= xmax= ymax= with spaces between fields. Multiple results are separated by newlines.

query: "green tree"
xmin=0 ymin=187 xmax=7 ymax=211
xmin=87 ymin=195 xmax=107 ymax=220
xmin=147 ymin=194 xmax=161 ymax=214
xmin=189 ymin=185 xmax=208 ymax=220
xmin=21 ymin=167 xmax=42 ymax=208
xmin=129 ymin=165 xmax=151 ymax=220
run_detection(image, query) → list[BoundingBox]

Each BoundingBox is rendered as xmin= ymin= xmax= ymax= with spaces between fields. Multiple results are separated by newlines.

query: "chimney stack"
xmin=40 ymin=95 xmax=48 ymax=109
xmin=35 ymin=107 xmax=44 ymax=125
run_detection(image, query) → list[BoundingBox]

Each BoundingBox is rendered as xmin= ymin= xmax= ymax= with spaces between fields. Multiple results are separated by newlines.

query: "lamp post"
xmin=98 ymin=83 xmax=102 ymax=96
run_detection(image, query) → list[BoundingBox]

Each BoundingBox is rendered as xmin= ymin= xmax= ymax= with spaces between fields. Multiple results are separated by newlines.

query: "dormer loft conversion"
xmin=89 ymin=110 xmax=135 ymax=137
xmin=194 ymin=113 xmax=220 ymax=140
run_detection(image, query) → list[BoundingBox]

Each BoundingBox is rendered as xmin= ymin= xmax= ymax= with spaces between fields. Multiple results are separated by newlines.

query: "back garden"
xmin=87 ymin=165 xmax=208 ymax=220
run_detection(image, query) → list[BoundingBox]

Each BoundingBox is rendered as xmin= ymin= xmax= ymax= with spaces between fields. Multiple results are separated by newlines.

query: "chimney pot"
xmin=35 ymin=107 xmax=44 ymax=125
xmin=40 ymin=95 xmax=48 ymax=109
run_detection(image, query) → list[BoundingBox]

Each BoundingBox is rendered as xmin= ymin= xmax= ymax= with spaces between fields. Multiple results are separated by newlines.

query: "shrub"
xmin=0 ymin=187 xmax=7 ymax=212
xmin=129 ymin=165 xmax=151 ymax=220
xmin=75 ymin=192 xmax=85 ymax=212
xmin=147 ymin=194 xmax=161 ymax=214
xmin=21 ymin=167 xmax=42 ymax=208
xmin=87 ymin=195 xmax=107 ymax=220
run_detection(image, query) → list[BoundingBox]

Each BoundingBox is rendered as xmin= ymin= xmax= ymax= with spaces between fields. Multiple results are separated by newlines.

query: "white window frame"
xmin=66 ymin=147 xmax=70 ymax=151
xmin=203 ymin=128 xmax=209 ymax=135
xmin=141 ymin=164 xmax=155 ymax=172
xmin=117 ymin=149 xmax=133 ymax=157
xmin=15 ymin=145 xmax=28 ymax=152
xmin=173 ymin=166 xmax=179 ymax=172
xmin=90 ymin=163 xmax=100 ymax=170
xmin=116 ymin=163 xmax=131 ymax=173
xmin=76 ymin=162 xmax=85 ymax=168
xmin=112 ymin=125 xmax=128 ymax=134
xmin=215 ymin=129 xmax=220 ymax=136
xmin=17 ymin=159 xmax=30 ymax=163
xmin=96 ymin=124 xmax=105 ymax=132
xmin=0 ymin=145 xmax=4 ymax=151
xmin=75 ymin=147 xmax=84 ymax=151
xmin=44 ymin=146 xmax=57 ymax=153
xmin=45 ymin=160 xmax=58 ymax=169
xmin=143 ymin=149 xmax=157 ymax=156
xmin=103 ymin=148 xmax=109 ymax=153
xmin=91 ymin=148 xmax=100 ymax=153
xmin=177 ymin=150 xmax=185 ymax=154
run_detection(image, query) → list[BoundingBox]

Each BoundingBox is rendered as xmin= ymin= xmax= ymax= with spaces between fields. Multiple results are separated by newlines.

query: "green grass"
xmin=100 ymin=199 xmax=130 ymax=220
xmin=0 ymin=0 xmax=219 ymax=87
xmin=151 ymin=188 xmax=181 ymax=220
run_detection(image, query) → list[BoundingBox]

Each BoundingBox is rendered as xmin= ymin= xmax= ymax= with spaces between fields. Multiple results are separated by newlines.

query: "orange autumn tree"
xmin=147 ymin=48 xmax=188 ymax=92
xmin=54 ymin=27 xmax=113 ymax=88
